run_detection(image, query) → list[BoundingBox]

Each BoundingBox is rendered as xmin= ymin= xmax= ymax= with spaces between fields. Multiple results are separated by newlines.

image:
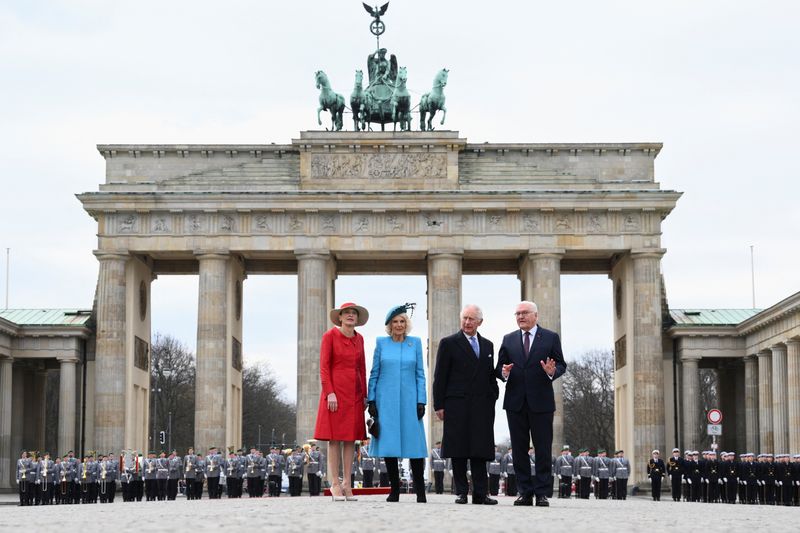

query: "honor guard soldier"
xmin=204 ymin=446 xmax=222 ymax=499
xmin=183 ymin=448 xmax=197 ymax=500
xmin=706 ymin=451 xmax=721 ymax=503
xmin=37 ymin=452 xmax=55 ymax=505
xmin=741 ymin=453 xmax=758 ymax=504
xmin=266 ymin=447 xmax=283 ymax=497
xmin=306 ymin=444 xmax=323 ymax=496
xmin=360 ymin=439 xmax=376 ymax=488
xmin=688 ymin=451 xmax=702 ymax=501
xmin=721 ymin=452 xmax=739 ymax=503
xmin=97 ymin=454 xmax=112 ymax=503
xmin=487 ymin=446 xmax=503 ymax=496
xmin=155 ymin=451 xmax=169 ymax=500
xmin=553 ymin=445 xmax=573 ymax=499
xmin=611 ymin=450 xmax=630 ymax=500
xmin=574 ymin=448 xmax=593 ymax=499
xmin=791 ymin=454 xmax=800 ymax=506
xmin=502 ymin=447 xmax=517 ymax=497
xmin=351 ymin=447 xmax=361 ymax=490
xmin=143 ymin=451 xmax=158 ymax=501
xmin=166 ymin=451 xmax=181 ymax=500
xmin=108 ymin=453 xmax=120 ymax=503
xmin=16 ymin=451 xmax=32 ymax=506
xmin=430 ymin=442 xmax=446 ymax=494
xmin=245 ymin=447 xmax=260 ymax=497
xmin=288 ymin=447 xmax=305 ymax=496
xmin=593 ymin=449 xmax=612 ymax=499
xmin=667 ymin=448 xmax=683 ymax=502
xmin=133 ymin=453 xmax=145 ymax=501
xmin=647 ymin=450 xmax=665 ymax=501
xmin=776 ymin=454 xmax=792 ymax=505
xmin=224 ymin=449 xmax=242 ymax=498
xmin=377 ymin=457 xmax=389 ymax=487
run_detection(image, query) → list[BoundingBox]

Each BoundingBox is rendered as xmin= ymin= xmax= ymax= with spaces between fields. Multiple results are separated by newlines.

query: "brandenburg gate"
xmin=76 ymin=130 xmax=680 ymax=483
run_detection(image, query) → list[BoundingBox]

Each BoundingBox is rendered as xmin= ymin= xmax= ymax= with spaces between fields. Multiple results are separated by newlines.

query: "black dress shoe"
xmin=455 ymin=494 xmax=468 ymax=504
xmin=513 ymin=495 xmax=534 ymax=506
xmin=473 ymin=495 xmax=498 ymax=505
xmin=535 ymin=495 xmax=550 ymax=507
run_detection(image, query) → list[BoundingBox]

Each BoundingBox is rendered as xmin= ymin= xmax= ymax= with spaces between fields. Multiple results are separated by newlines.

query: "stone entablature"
xmin=739 ymin=292 xmax=800 ymax=354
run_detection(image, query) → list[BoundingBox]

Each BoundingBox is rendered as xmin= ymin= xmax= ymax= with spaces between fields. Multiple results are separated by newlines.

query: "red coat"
xmin=313 ymin=327 xmax=367 ymax=441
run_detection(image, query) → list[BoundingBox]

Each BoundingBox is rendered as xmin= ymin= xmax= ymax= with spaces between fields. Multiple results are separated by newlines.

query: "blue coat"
xmin=367 ymin=335 xmax=428 ymax=458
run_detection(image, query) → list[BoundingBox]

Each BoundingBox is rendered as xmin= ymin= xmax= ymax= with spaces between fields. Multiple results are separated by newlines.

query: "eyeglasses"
xmin=514 ymin=311 xmax=532 ymax=316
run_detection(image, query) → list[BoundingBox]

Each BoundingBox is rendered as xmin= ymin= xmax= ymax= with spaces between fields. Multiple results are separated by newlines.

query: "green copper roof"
xmin=669 ymin=308 xmax=761 ymax=327
xmin=0 ymin=309 xmax=92 ymax=327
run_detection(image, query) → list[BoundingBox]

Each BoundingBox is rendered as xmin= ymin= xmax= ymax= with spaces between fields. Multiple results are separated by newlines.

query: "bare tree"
xmin=563 ymin=350 xmax=615 ymax=454
xmin=241 ymin=362 xmax=296 ymax=450
xmin=150 ymin=333 xmax=196 ymax=454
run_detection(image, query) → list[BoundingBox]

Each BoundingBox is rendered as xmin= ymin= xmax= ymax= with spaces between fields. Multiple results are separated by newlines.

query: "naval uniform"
xmin=647 ymin=458 xmax=665 ymax=501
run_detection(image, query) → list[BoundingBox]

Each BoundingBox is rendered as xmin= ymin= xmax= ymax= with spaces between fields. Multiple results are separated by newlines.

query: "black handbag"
xmin=367 ymin=417 xmax=380 ymax=438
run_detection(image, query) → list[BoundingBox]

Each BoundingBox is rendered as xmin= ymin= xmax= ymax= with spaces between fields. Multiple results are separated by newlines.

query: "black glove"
xmin=417 ymin=403 xmax=425 ymax=420
xmin=368 ymin=401 xmax=378 ymax=418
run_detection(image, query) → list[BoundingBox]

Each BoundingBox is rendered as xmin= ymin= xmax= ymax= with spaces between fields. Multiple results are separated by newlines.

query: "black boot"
xmin=385 ymin=457 xmax=400 ymax=502
xmin=411 ymin=458 xmax=426 ymax=503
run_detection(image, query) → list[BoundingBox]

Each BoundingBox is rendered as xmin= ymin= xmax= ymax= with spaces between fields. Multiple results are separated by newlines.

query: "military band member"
xmin=429 ymin=442 xmax=446 ymax=494
xmin=594 ymin=449 xmax=612 ymax=499
xmin=610 ymin=450 xmax=629 ymax=500
xmin=287 ymin=447 xmax=305 ymax=496
xmin=485 ymin=446 xmax=502 ymax=496
xmin=36 ymin=452 xmax=55 ymax=505
xmin=360 ymin=439 xmax=376 ymax=488
xmin=224 ymin=450 xmax=242 ymax=498
xmin=553 ymin=445 xmax=573 ymax=499
xmin=79 ymin=455 xmax=98 ymax=504
xmin=97 ymin=454 xmax=113 ymax=503
xmin=202 ymin=446 xmax=221 ymax=499
xmin=142 ymin=451 xmax=158 ymax=501
xmin=666 ymin=448 xmax=683 ymax=502
xmin=194 ymin=452 xmax=207 ymax=499
xmin=16 ymin=451 xmax=32 ymax=506
xmin=502 ymin=447 xmax=517 ymax=497
xmin=267 ymin=447 xmax=284 ymax=497
xmin=245 ymin=447 xmax=260 ymax=497
xmin=377 ymin=456 xmax=389 ymax=487
xmin=54 ymin=457 xmax=67 ymax=504
xmin=350 ymin=448 xmax=361 ymax=490
xmin=183 ymin=448 xmax=197 ymax=500
xmin=120 ymin=451 xmax=134 ymax=502
xmin=307 ymin=445 xmax=324 ymax=496
xmin=574 ymin=448 xmax=593 ymax=499
xmin=647 ymin=450 xmax=665 ymax=501
xmin=164 ymin=450 xmax=180 ymax=500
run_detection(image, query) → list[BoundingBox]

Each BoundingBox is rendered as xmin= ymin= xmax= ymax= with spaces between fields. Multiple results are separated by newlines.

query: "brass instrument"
xmin=101 ymin=462 xmax=107 ymax=480
xmin=185 ymin=456 xmax=194 ymax=473
xmin=21 ymin=463 xmax=27 ymax=480
xmin=248 ymin=457 xmax=255 ymax=476
xmin=208 ymin=455 xmax=216 ymax=473
xmin=147 ymin=459 xmax=155 ymax=475
xmin=82 ymin=462 xmax=88 ymax=480
xmin=42 ymin=460 xmax=49 ymax=480
xmin=227 ymin=460 xmax=234 ymax=477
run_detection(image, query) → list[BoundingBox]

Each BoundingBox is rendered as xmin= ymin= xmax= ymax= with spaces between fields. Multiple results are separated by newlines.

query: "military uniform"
xmin=688 ymin=452 xmax=702 ymax=502
xmin=78 ymin=458 xmax=98 ymax=504
xmin=553 ymin=449 xmax=574 ymax=499
xmin=16 ymin=454 xmax=33 ymax=506
xmin=763 ymin=454 xmax=777 ymax=504
xmin=267 ymin=450 xmax=284 ymax=497
xmin=37 ymin=456 xmax=55 ymax=505
xmin=706 ymin=452 xmax=721 ymax=503
xmin=194 ymin=456 xmax=207 ymax=499
xmin=307 ymin=448 xmax=324 ymax=496
xmin=225 ymin=452 xmax=244 ymax=498
xmin=245 ymin=450 xmax=260 ymax=497
xmin=360 ymin=445 xmax=376 ymax=488
xmin=791 ymin=455 xmax=800 ymax=506
xmin=487 ymin=449 xmax=503 ymax=496
xmin=205 ymin=449 xmax=223 ymax=499
xmin=720 ymin=452 xmax=739 ymax=503
xmin=54 ymin=459 xmax=70 ymax=504
xmin=97 ymin=457 xmax=114 ymax=503
xmin=143 ymin=454 xmax=158 ymax=501
xmin=288 ymin=450 xmax=305 ymax=496
xmin=167 ymin=453 xmax=182 ymax=500
xmin=574 ymin=451 xmax=593 ymax=499
xmin=611 ymin=451 xmax=629 ymax=500
xmin=647 ymin=451 xmax=665 ymax=501
xmin=430 ymin=445 xmax=446 ymax=494
xmin=183 ymin=452 xmax=198 ymax=500
xmin=502 ymin=449 xmax=517 ymax=497
xmin=594 ymin=451 xmax=612 ymax=500
xmin=666 ymin=449 xmax=683 ymax=502
xmin=377 ymin=457 xmax=389 ymax=487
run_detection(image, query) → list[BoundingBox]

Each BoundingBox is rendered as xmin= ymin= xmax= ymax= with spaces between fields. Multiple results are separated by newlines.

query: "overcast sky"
xmin=2 ymin=1 xmax=799 ymax=441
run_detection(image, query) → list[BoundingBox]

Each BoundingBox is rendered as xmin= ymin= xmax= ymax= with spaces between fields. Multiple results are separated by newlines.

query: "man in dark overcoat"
xmin=433 ymin=304 xmax=499 ymax=505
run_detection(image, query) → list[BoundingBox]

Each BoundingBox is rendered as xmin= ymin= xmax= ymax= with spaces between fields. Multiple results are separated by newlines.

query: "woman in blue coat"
xmin=367 ymin=303 xmax=428 ymax=502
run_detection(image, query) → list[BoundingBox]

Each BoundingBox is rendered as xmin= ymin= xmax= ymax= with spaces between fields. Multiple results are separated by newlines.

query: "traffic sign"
xmin=707 ymin=424 xmax=722 ymax=436
xmin=707 ymin=409 xmax=723 ymax=424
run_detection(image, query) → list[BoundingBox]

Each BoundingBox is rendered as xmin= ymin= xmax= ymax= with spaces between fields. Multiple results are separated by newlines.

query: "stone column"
xmin=93 ymin=252 xmax=128 ymax=454
xmin=296 ymin=251 xmax=334 ymax=445
xmin=786 ymin=339 xmax=800 ymax=454
xmin=771 ymin=344 xmax=789 ymax=453
xmin=0 ymin=357 xmax=12 ymax=489
xmin=743 ymin=355 xmax=759 ymax=452
xmin=519 ymin=250 xmax=563 ymax=455
xmin=757 ymin=350 xmax=773 ymax=453
xmin=194 ymin=253 xmax=229 ymax=453
xmin=681 ymin=356 xmax=701 ymax=450
xmin=57 ymin=357 xmax=79 ymax=457
xmin=33 ymin=369 xmax=48 ymax=451
xmin=427 ymin=251 xmax=463 ymax=448
xmin=631 ymin=250 xmax=666 ymax=482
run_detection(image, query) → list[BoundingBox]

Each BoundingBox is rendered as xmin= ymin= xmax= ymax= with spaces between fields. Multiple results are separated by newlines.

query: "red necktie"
xmin=523 ymin=331 xmax=531 ymax=359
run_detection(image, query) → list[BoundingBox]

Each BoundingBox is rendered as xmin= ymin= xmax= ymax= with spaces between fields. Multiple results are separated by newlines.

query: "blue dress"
xmin=367 ymin=335 xmax=428 ymax=458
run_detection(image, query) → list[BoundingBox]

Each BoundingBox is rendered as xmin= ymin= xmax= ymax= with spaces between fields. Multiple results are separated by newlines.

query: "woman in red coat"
xmin=313 ymin=302 xmax=369 ymax=501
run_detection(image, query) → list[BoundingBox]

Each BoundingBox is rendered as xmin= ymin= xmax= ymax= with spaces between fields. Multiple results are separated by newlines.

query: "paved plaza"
xmin=0 ymin=493 xmax=796 ymax=532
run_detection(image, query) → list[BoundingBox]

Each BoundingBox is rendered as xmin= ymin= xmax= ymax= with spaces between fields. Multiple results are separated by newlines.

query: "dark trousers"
xmin=507 ymin=406 xmax=554 ymax=498
xmin=379 ymin=472 xmax=389 ymax=487
xmin=433 ymin=471 xmax=444 ymax=494
xmin=246 ymin=476 xmax=258 ymax=497
xmin=597 ymin=478 xmax=610 ymax=499
xmin=193 ymin=479 xmax=204 ymax=499
xmin=207 ymin=477 xmax=220 ymax=499
xmin=307 ymin=473 xmax=321 ymax=495
xmin=578 ymin=476 xmax=591 ymax=499
xmin=506 ymin=474 xmax=517 ymax=496
xmin=670 ymin=475 xmax=682 ymax=501
xmin=167 ymin=479 xmax=179 ymax=500
xmin=145 ymin=479 xmax=157 ymax=501
xmin=615 ymin=478 xmax=628 ymax=499
xmin=268 ymin=475 xmax=281 ymax=496
xmin=157 ymin=479 xmax=167 ymax=500
xmin=558 ymin=475 xmax=571 ymax=498
xmin=288 ymin=476 xmax=302 ymax=496
xmin=38 ymin=483 xmax=53 ymax=504
xmin=651 ymin=476 xmax=662 ymax=500
xmin=18 ymin=480 xmax=31 ymax=506
xmin=185 ymin=478 xmax=195 ymax=499
xmin=488 ymin=474 xmax=500 ymax=495
xmin=363 ymin=469 xmax=374 ymax=488
xmin=452 ymin=458 xmax=488 ymax=499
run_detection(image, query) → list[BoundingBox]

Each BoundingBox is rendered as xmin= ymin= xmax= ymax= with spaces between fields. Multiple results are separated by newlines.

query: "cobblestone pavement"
xmin=0 ymin=493 xmax=797 ymax=532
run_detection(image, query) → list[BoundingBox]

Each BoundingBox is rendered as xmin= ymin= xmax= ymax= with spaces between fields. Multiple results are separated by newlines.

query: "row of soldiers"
xmin=653 ymin=448 xmax=800 ymax=505
xmin=15 ymin=444 xmax=327 ymax=506
xmin=552 ymin=446 xmax=632 ymax=500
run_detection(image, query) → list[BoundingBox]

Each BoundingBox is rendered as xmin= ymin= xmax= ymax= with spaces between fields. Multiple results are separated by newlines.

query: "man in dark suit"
xmin=433 ymin=304 xmax=499 ymax=505
xmin=496 ymin=300 xmax=567 ymax=507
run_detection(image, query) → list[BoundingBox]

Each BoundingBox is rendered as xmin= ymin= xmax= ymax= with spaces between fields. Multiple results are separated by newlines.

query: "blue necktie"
xmin=470 ymin=336 xmax=480 ymax=358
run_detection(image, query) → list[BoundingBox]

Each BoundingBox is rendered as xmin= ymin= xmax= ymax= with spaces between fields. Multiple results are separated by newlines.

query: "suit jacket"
xmin=496 ymin=326 xmax=566 ymax=413
xmin=433 ymin=330 xmax=498 ymax=459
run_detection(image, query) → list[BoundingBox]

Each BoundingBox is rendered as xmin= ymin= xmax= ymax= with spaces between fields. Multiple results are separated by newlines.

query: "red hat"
xmin=329 ymin=302 xmax=369 ymax=326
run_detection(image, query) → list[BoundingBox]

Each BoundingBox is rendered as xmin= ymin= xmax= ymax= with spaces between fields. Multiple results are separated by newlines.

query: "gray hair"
xmin=461 ymin=304 xmax=484 ymax=321
xmin=519 ymin=301 xmax=538 ymax=312
xmin=385 ymin=313 xmax=413 ymax=335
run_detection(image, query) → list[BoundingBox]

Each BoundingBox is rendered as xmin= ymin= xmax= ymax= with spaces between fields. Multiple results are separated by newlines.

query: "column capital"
xmin=630 ymin=248 xmax=666 ymax=259
xmin=294 ymin=249 xmax=330 ymax=260
xmin=743 ymin=354 xmax=759 ymax=362
xmin=194 ymin=251 xmax=230 ymax=260
xmin=427 ymin=249 xmax=464 ymax=258
xmin=757 ymin=349 xmax=773 ymax=358
xmin=783 ymin=338 xmax=800 ymax=348
xmin=526 ymin=248 xmax=565 ymax=259
xmin=770 ymin=343 xmax=788 ymax=354
xmin=93 ymin=250 xmax=129 ymax=262
xmin=56 ymin=356 xmax=80 ymax=364
xmin=680 ymin=354 xmax=702 ymax=363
